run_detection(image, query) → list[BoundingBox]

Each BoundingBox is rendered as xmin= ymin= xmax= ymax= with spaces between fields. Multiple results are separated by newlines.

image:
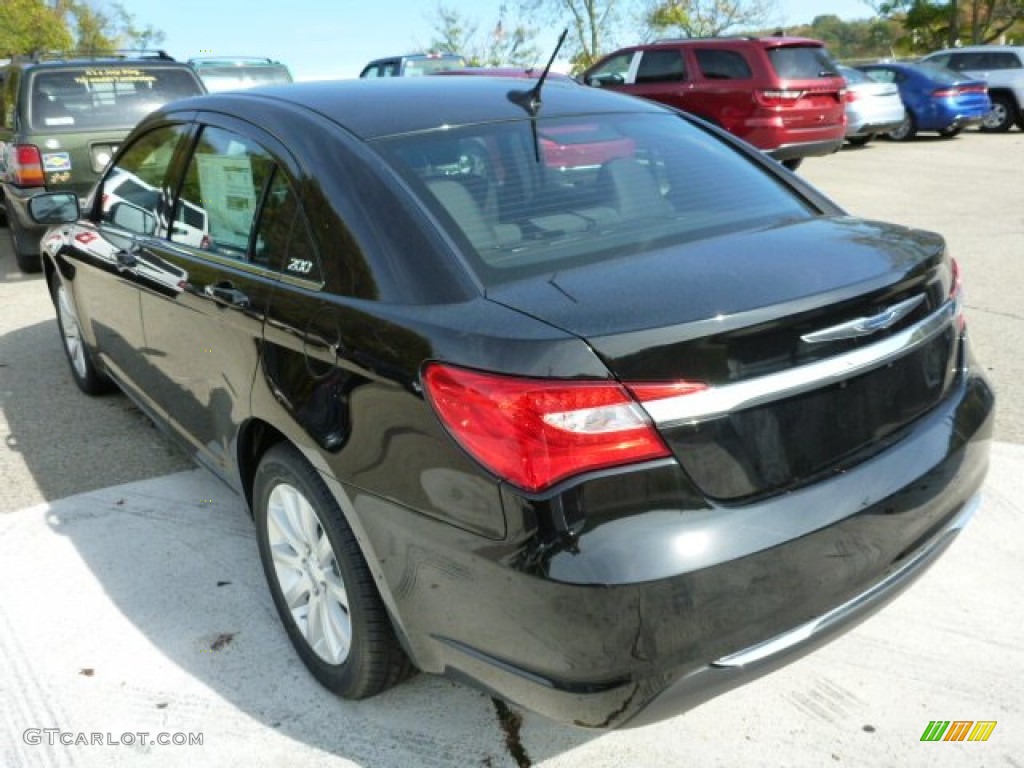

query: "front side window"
xmin=29 ymin=66 xmax=203 ymax=131
xmin=374 ymin=113 xmax=812 ymax=287
xmin=101 ymin=124 xmax=189 ymax=236
xmin=172 ymin=126 xmax=273 ymax=259
xmin=586 ymin=52 xmax=634 ymax=86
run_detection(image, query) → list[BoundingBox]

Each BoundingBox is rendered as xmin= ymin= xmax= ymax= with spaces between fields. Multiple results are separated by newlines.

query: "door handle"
xmin=203 ymin=281 xmax=250 ymax=308
xmin=115 ymin=249 xmax=138 ymax=269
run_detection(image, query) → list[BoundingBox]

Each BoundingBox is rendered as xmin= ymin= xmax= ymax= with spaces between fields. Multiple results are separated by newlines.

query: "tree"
xmin=0 ymin=0 xmax=74 ymax=55
xmin=873 ymin=0 xmax=1024 ymax=49
xmin=526 ymin=0 xmax=630 ymax=71
xmin=645 ymin=0 xmax=779 ymax=38
xmin=426 ymin=3 xmax=541 ymax=67
xmin=51 ymin=0 xmax=166 ymax=53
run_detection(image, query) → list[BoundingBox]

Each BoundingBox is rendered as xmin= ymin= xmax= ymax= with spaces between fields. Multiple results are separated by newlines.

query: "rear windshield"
xmin=196 ymin=64 xmax=293 ymax=92
xmin=402 ymin=56 xmax=466 ymax=76
xmin=767 ymin=46 xmax=839 ymax=79
xmin=374 ymin=113 xmax=813 ymax=287
xmin=29 ymin=65 xmax=203 ymax=131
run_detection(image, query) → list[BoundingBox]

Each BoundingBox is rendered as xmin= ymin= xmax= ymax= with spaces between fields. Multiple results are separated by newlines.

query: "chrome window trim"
xmin=643 ymin=298 xmax=956 ymax=427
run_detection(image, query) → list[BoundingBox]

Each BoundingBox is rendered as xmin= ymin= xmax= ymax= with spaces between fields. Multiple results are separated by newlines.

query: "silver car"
xmin=838 ymin=64 xmax=906 ymax=146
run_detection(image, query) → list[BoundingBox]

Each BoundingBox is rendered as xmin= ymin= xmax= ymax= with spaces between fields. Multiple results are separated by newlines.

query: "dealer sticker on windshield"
xmin=42 ymin=152 xmax=72 ymax=172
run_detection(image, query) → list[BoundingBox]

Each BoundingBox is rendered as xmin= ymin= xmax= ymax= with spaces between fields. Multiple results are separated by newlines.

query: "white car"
xmin=921 ymin=46 xmax=1024 ymax=132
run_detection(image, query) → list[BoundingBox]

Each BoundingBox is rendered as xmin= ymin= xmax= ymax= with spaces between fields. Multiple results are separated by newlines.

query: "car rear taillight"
xmin=845 ymin=89 xmax=859 ymax=103
xmin=755 ymin=89 xmax=804 ymax=107
xmin=422 ymin=364 xmax=705 ymax=493
xmin=951 ymin=258 xmax=965 ymax=332
xmin=13 ymin=145 xmax=45 ymax=187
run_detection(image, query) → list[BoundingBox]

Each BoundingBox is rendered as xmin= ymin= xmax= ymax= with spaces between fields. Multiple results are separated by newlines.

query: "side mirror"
xmin=110 ymin=201 xmax=157 ymax=235
xmin=27 ymin=193 xmax=80 ymax=225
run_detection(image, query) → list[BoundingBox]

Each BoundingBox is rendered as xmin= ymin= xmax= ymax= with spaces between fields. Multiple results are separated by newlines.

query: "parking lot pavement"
xmin=0 ymin=445 xmax=1020 ymax=768
xmin=1 ymin=132 xmax=1022 ymax=766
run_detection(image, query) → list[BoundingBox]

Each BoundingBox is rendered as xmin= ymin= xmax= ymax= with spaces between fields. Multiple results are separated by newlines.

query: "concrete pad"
xmin=1 ymin=446 xmax=1021 ymax=767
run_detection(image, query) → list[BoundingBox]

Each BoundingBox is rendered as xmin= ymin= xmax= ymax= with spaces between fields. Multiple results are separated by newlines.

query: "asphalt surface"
xmin=1 ymin=131 xmax=1022 ymax=767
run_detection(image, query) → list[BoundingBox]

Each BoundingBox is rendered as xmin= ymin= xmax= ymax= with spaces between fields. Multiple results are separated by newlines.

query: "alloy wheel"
xmin=266 ymin=482 xmax=352 ymax=665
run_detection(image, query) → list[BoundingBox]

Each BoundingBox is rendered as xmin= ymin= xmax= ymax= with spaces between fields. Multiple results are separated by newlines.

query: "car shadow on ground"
xmin=24 ymin=469 xmax=600 ymax=766
xmin=0 ymin=293 xmax=600 ymax=763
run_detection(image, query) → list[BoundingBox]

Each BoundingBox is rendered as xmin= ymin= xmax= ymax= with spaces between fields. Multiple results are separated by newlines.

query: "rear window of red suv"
xmin=766 ymin=46 xmax=839 ymax=80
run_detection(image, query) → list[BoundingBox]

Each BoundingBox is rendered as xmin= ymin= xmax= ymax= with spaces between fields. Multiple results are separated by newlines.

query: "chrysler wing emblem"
xmin=801 ymin=294 xmax=925 ymax=344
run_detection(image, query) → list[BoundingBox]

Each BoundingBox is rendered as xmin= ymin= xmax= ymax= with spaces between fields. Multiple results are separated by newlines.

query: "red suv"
xmin=582 ymin=37 xmax=846 ymax=169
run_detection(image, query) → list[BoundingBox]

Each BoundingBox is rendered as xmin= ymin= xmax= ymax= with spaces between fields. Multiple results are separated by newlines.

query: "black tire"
xmin=847 ymin=134 xmax=874 ymax=147
xmin=253 ymin=443 xmax=413 ymax=699
xmin=51 ymin=277 xmax=114 ymax=395
xmin=781 ymin=158 xmax=803 ymax=171
xmin=980 ymin=94 xmax=1016 ymax=133
xmin=938 ymin=126 xmax=962 ymax=138
xmin=887 ymin=112 xmax=916 ymax=141
xmin=8 ymin=215 xmax=42 ymax=273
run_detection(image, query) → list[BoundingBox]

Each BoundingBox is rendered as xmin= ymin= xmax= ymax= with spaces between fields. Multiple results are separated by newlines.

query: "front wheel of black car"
xmin=52 ymin=279 xmax=113 ymax=395
xmin=254 ymin=443 xmax=413 ymax=699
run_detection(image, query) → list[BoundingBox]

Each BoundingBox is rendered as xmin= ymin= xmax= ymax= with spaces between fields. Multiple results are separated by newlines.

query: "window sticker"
xmin=44 ymin=116 xmax=76 ymax=126
xmin=43 ymin=152 xmax=72 ymax=172
xmin=196 ymin=154 xmax=258 ymax=249
xmin=73 ymin=68 xmax=158 ymax=86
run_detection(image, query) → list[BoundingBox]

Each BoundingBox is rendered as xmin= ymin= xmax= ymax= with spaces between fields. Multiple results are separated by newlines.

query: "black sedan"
xmin=29 ymin=76 xmax=994 ymax=728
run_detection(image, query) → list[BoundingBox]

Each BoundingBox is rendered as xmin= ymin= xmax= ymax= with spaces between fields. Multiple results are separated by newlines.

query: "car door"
xmin=626 ymin=48 xmax=696 ymax=113
xmin=65 ymin=121 xmax=192 ymax=394
xmin=135 ymin=116 xmax=298 ymax=482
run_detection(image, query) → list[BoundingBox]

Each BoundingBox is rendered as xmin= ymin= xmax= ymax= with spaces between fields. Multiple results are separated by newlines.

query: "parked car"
xmin=29 ymin=76 xmax=993 ymax=729
xmin=920 ymin=45 xmax=1024 ymax=132
xmin=581 ymin=36 xmax=847 ymax=170
xmin=837 ymin=64 xmax=906 ymax=145
xmin=188 ymin=56 xmax=293 ymax=92
xmin=359 ymin=52 xmax=465 ymax=78
xmin=857 ymin=61 xmax=991 ymax=141
xmin=0 ymin=50 xmax=206 ymax=271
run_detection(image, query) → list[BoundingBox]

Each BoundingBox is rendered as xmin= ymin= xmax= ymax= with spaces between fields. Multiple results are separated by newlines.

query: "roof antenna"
xmin=509 ymin=28 xmax=568 ymax=117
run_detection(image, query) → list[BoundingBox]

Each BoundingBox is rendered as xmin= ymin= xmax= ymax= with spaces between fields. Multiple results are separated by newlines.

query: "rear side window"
xmin=253 ymin=169 xmax=321 ymax=281
xmin=766 ymin=46 xmax=838 ymax=79
xmin=29 ymin=66 xmax=203 ymax=131
xmin=375 ymin=113 xmax=812 ymax=286
xmin=635 ymin=50 xmax=686 ymax=83
xmin=695 ymin=49 xmax=753 ymax=80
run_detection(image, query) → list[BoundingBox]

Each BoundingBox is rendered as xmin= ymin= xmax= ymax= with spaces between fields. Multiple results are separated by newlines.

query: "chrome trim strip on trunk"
xmin=643 ymin=298 xmax=956 ymax=427
xmin=711 ymin=492 xmax=981 ymax=668
xmin=800 ymin=294 xmax=925 ymax=343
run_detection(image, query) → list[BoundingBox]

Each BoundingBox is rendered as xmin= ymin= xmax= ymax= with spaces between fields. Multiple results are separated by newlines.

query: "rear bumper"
xmin=342 ymin=355 xmax=994 ymax=728
xmin=766 ymin=137 xmax=844 ymax=162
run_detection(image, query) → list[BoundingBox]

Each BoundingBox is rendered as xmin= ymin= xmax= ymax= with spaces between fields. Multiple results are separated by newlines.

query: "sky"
xmin=114 ymin=0 xmax=880 ymax=81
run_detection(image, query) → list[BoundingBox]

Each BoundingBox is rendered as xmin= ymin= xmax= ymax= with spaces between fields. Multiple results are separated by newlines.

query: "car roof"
xmin=161 ymin=76 xmax=668 ymax=140
xmin=639 ymin=35 xmax=825 ymax=50
xmin=927 ymin=45 xmax=1024 ymax=54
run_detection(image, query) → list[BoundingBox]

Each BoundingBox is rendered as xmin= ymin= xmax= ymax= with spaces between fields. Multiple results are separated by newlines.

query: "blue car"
xmin=857 ymin=62 xmax=991 ymax=140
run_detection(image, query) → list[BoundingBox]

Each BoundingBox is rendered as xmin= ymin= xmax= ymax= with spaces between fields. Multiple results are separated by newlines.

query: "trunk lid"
xmin=488 ymin=216 xmax=959 ymax=500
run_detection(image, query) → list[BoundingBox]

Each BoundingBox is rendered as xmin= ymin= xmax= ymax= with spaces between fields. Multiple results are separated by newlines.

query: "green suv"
xmin=0 ymin=51 xmax=205 ymax=271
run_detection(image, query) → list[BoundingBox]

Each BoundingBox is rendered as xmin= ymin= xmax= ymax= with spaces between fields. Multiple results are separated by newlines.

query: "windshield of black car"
xmin=767 ymin=46 xmax=839 ymax=78
xmin=29 ymin=66 xmax=203 ymax=131
xmin=373 ymin=113 xmax=814 ymax=287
